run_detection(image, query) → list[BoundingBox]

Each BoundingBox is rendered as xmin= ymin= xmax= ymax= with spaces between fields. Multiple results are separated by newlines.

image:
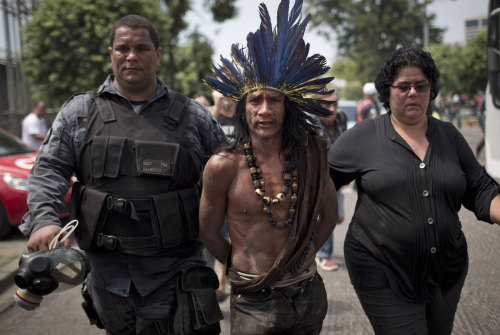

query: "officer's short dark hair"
xmin=110 ymin=15 xmax=160 ymax=50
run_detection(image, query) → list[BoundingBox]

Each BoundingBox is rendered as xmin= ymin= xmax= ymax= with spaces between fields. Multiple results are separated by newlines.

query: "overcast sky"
xmin=186 ymin=0 xmax=488 ymax=64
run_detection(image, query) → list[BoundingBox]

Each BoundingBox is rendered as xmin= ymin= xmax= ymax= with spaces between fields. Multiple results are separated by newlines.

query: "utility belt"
xmin=70 ymin=182 xmax=200 ymax=255
xmin=81 ymin=263 xmax=223 ymax=334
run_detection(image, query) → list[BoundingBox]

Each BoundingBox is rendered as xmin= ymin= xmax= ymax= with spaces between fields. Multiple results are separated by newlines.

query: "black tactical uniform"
xmin=21 ymin=76 xmax=226 ymax=334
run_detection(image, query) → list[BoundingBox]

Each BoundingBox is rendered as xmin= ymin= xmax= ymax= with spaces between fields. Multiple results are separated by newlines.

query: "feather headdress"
xmin=205 ymin=0 xmax=334 ymax=117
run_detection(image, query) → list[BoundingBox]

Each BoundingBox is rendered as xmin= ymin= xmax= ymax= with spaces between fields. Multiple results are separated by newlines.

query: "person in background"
xmin=356 ymin=82 xmax=379 ymax=122
xmin=312 ymin=90 xmax=347 ymax=272
xmin=20 ymin=14 xmax=225 ymax=335
xmin=449 ymin=93 xmax=462 ymax=128
xmin=22 ymin=100 xmax=48 ymax=150
xmin=328 ymin=46 xmax=500 ymax=335
xmin=193 ymin=91 xmax=214 ymax=108
xmin=426 ymin=99 xmax=442 ymax=120
xmin=476 ymin=95 xmax=486 ymax=157
xmin=200 ymin=0 xmax=338 ymax=333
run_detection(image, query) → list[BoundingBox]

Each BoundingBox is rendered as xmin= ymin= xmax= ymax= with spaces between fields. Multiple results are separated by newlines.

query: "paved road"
xmin=0 ymin=121 xmax=498 ymax=334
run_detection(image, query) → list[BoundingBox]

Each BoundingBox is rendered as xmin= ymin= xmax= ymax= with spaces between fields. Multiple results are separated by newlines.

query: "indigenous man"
xmin=200 ymin=0 xmax=338 ymax=334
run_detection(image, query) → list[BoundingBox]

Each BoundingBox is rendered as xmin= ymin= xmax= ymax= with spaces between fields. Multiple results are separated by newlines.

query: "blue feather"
xmin=205 ymin=0 xmax=334 ymax=118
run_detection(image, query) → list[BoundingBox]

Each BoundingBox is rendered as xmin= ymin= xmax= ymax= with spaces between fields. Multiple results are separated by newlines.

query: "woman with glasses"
xmin=328 ymin=46 xmax=500 ymax=335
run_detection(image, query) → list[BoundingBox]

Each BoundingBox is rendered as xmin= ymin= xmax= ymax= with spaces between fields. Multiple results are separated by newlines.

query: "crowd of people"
xmin=17 ymin=0 xmax=499 ymax=334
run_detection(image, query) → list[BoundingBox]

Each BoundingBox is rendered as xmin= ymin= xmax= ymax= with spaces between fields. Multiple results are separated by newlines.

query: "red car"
xmin=0 ymin=128 xmax=71 ymax=239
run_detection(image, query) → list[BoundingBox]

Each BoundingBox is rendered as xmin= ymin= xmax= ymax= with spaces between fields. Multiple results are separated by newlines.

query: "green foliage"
xmin=427 ymin=29 xmax=487 ymax=96
xmin=305 ymin=0 xmax=444 ymax=83
xmin=340 ymin=82 xmax=364 ymax=101
xmin=330 ymin=57 xmax=360 ymax=83
xmin=22 ymin=0 xmax=238 ymax=105
xmin=426 ymin=43 xmax=464 ymax=94
xmin=159 ymin=0 xmax=191 ymax=88
xmin=329 ymin=58 xmax=363 ymax=100
xmin=203 ymin=0 xmax=238 ymax=22
xmin=462 ymin=29 xmax=488 ymax=94
xmin=174 ymin=30 xmax=215 ymax=97
xmin=22 ymin=0 xmax=170 ymax=105
xmin=305 ymin=0 xmax=486 ymax=98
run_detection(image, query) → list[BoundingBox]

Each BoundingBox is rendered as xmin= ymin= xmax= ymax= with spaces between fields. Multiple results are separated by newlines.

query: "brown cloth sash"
xmin=228 ymin=133 xmax=327 ymax=292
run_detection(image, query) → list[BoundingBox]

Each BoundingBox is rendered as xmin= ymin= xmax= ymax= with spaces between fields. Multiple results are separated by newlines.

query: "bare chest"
xmin=229 ymin=162 xmax=292 ymax=220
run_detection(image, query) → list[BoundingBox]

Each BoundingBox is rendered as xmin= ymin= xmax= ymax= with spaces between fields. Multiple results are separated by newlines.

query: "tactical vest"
xmin=72 ymin=90 xmax=202 ymax=255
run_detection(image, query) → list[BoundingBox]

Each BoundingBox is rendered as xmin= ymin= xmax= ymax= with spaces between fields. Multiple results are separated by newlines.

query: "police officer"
xmin=20 ymin=15 xmax=225 ymax=334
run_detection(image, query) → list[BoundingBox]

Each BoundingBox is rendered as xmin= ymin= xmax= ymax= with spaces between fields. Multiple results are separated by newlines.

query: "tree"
xmin=203 ymin=0 xmax=238 ymax=21
xmin=426 ymin=43 xmax=464 ymax=95
xmin=157 ymin=0 xmax=237 ymax=92
xmin=427 ymin=29 xmax=487 ymax=96
xmin=305 ymin=0 xmax=444 ymax=82
xmin=22 ymin=0 xmax=238 ymax=105
xmin=22 ymin=0 xmax=170 ymax=105
xmin=174 ymin=30 xmax=215 ymax=97
xmin=146 ymin=0 xmax=237 ymax=94
xmin=462 ymin=29 xmax=488 ymax=95
xmin=329 ymin=57 xmax=363 ymax=100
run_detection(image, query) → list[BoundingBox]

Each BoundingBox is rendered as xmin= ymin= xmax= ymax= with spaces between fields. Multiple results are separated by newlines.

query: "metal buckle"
xmin=109 ymin=198 xmax=130 ymax=215
xmin=96 ymin=233 xmax=118 ymax=250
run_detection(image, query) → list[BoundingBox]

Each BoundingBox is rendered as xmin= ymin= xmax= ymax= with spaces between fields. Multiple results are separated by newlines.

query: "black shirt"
xmin=328 ymin=114 xmax=499 ymax=302
xmin=216 ymin=113 xmax=235 ymax=139
xmin=316 ymin=111 xmax=348 ymax=148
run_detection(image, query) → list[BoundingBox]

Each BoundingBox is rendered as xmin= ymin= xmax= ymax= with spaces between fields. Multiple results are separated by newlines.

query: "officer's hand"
xmin=27 ymin=225 xmax=71 ymax=252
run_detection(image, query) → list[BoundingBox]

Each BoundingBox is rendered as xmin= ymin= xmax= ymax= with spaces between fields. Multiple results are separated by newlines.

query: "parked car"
xmin=0 ymin=128 xmax=71 ymax=239
xmin=338 ymin=99 xmax=357 ymax=129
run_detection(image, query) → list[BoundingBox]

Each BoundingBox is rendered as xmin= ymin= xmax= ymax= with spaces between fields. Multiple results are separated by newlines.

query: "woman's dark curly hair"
xmin=375 ymin=47 xmax=440 ymax=111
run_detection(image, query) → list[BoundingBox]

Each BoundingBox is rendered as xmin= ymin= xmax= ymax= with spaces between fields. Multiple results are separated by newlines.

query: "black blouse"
xmin=328 ymin=114 xmax=499 ymax=302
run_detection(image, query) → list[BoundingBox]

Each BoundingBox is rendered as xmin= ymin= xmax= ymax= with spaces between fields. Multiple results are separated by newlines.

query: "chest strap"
xmin=95 ymin=94 xmax=117 ymax=123
xmin=164 ymin=89 xmax=188 ymax=130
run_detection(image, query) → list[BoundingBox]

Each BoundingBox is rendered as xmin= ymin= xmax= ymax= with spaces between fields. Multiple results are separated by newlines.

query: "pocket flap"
xmin=180 ymin=265 xmax=219 ymax=291
xmin=76 ymin=187 xmax=109 ymax=249
xmin=191 ymin=288 xmax=224 ymax=326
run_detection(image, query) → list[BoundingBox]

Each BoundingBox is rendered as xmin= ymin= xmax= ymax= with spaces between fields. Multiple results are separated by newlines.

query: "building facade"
xmin=465 ymin=15 xmax=488 ymax=44
xmin=1 ymin=0 xmax=32 ymax=134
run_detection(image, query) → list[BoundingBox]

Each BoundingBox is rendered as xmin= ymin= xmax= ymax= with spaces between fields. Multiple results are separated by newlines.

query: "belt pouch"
xmin=177 ymin=187 xmax=200 ymax=242
xmin=149 ymin=187 xmax=200 ymax=249
xmin=75 ymin=187 xmax=109 ymax=249
xmin=149 ymin=191 xmax=183 ymax=248
xmin=174 ymin=265 xmax=222 ymax=334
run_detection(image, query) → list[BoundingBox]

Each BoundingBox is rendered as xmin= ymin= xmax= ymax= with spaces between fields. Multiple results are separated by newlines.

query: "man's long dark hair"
xmin=222 ymin=96 xmax=317 ymax=185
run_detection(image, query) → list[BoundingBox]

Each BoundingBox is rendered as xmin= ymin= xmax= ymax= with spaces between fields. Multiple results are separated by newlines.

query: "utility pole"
xmin=15 ymin=0 xmax=29 ymax=113
xmin=2 ymin=0 xmax=17 ymax=117
xmin=423 ymin=0 xmax=429 ymax=48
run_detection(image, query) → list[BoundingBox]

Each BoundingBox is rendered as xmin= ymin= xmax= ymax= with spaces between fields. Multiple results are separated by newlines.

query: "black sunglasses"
xmin=390 ymin=83 xmax=430 ymax=94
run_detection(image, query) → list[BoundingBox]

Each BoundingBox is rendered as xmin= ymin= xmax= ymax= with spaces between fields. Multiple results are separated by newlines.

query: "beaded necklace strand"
xmin=243 ymin=143 xmax=298 ymax=229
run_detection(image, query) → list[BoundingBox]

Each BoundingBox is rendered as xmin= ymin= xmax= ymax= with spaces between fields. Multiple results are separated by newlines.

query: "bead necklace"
xmin=243 ymin=143 xmax=298 ymax=229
